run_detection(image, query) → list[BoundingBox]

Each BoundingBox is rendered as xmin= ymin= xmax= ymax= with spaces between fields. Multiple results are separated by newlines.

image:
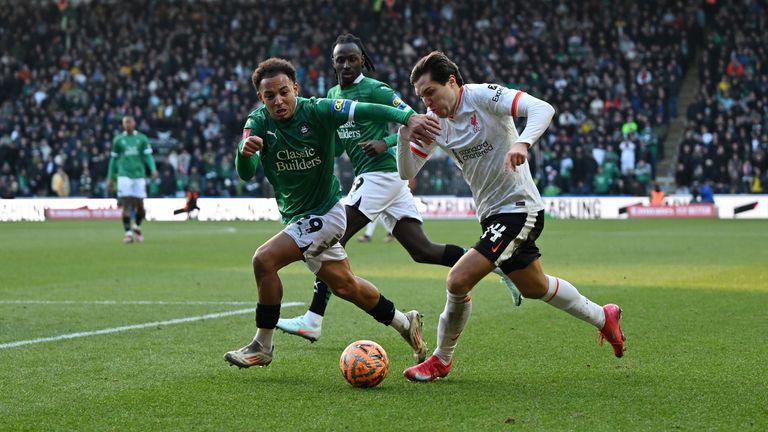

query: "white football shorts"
xmin=283 ymin=201 xmax=348 ymax=273
xmin=340 ymin=171 xmax=423 ymax=232
xmin=116 ymin=176 xmax=147 ymax=199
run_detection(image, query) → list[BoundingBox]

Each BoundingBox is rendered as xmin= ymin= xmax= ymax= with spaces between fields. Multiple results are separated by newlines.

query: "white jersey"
xmin=397 ymin=83 xmax=554 ymax=221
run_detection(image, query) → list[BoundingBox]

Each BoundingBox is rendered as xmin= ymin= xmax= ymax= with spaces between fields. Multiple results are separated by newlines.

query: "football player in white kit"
xmin=397 ymin=52 xmax=626 ymax=382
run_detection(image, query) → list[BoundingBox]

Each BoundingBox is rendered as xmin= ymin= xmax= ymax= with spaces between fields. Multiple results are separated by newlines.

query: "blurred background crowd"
xmin=0 ymin=0 xmax=765 ymax=199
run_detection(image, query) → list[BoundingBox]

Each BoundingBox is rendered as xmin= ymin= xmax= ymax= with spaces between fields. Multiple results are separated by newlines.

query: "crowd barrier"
xmin=1 ymin=195 xmax=766 ymax=222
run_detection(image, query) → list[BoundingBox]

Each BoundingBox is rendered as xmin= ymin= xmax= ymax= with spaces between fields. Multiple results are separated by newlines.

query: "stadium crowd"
xmin=0 ymin=0 xmax=761 ymax=199
xmin=675 ymin=0 xmax=768 ymax=195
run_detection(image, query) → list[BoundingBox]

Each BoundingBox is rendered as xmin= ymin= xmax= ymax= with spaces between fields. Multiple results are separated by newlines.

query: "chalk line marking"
xmin=0 ymin=301 xmax=304 ymax=349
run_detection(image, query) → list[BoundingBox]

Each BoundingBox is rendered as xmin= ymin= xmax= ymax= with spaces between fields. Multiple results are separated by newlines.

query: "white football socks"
xmin=389 ymin=309 xmax=410 ymax=334
xmin=541 ymin=275 xmax=605 ymax=328
xmin=303 ymin=311 xmax=323 ymax=327
xmin=433 ymin=291 xmax=472 ymax=364
xmin=254 ymin=328 xmax=274 ymax=350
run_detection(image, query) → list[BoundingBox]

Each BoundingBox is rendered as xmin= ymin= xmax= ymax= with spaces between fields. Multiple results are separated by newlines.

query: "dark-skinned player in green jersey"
xmin=106 ymin=115 xmax=158 ymax=244
xmin=223 ymin=57 xmax=441 ymax=368
xmin=277 ymin=34 xmax=523 ymax=343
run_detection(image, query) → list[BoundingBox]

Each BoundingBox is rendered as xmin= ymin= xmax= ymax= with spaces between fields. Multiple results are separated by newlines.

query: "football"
xmin=339 ymin=340 xmax=389 ymax=388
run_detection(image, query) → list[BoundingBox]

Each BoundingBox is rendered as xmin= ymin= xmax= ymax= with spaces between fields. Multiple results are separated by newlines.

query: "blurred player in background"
xmin=106 ymin=115 xmax=157 ymax=243
xmin=397 ymin=52 xmax=626 ymax=382
xmin=276 ymin=34 xmax=522 ymax=344
xmin=223 ymin=57 xmax=441 ymax=368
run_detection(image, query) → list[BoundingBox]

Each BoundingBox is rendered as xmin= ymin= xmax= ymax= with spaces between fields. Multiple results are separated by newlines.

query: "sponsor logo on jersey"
xmin=454 ymin=141 xmax=494 ymax=162
xmin=491 ymin=87 xmax=503 ymax=102
xmin=332 ymin=99 xmax=347 ymax=113
xmin=275 ymin=147 xmax=322 ymax=172
xmin=337 ymin=121 xmax=361 ymax=140
xmin=392 ymin=96 xmax=402 ymax=107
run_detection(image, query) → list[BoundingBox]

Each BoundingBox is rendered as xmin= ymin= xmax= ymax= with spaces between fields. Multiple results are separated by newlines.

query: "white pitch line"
xmin=0 ymin=301 xmax=304 ymax=350
xmin=0 ymin=300 xmax=257 ymax=306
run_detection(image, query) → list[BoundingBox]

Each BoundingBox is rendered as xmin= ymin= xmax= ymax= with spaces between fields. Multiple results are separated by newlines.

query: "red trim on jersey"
xmin=545 ymin=277 xmax=560 ymax=303
xmin=511 ymin=91 xmax=524 ymax=117
xmin=410 ymin=143 xmax=428 ymax=158
xmin=242 ymin=129 xmax=251 ymax=140
xmin=449 ymin=86 xmax=465 ymax=119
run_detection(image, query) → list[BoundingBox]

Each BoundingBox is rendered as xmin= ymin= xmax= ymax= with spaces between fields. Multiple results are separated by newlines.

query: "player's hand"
xmin=504 ymin=142 xmax=530 ymax=172
xmin=106 ymin=179 xmax=114 ymax=192
xmin=406 ymin=114 xmax=440 ymax=146
xmin=151 ymin=171 xmax=159 ymax=179
xmin=358 ymin=140 xmax=387 ymax=157
xmin=240 ymin=135 xmax=264 ymax=157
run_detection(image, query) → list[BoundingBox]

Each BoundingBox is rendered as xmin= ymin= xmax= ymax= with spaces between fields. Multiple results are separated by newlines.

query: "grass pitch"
xmin=0 ymin=218 xmax=766 ymax=431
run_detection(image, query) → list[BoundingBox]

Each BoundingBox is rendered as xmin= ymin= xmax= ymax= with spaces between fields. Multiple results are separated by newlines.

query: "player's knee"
xmin=445 ymin=269 xmax=472 ymax=295
xmin=251 ymin=249 xmax=278 ymax=276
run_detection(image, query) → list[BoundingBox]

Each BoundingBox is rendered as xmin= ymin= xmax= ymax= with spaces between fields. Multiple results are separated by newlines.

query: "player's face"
xmin=332 ymin=43 xmax=363 ymax=87
xmin=122 ymin=117 xmax=135 ymax=133
xmin=413 ymin=73 xmax=460 ymax=118
xmin=258 ymin=74 xmax=299 ymax=121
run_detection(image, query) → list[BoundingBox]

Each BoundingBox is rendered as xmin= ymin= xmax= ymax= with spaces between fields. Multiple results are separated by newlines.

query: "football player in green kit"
xmin=277 ymin=34 xmax=523 ymax=343
xmin=106 ymin=116 xmax=157 ymax=244
xmin=223 ymin=57 xmax=441 ymax=369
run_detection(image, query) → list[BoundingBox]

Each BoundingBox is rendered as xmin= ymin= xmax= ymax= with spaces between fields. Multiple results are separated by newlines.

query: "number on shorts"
xmin=305 ymin=217 xmax=323 ymax=234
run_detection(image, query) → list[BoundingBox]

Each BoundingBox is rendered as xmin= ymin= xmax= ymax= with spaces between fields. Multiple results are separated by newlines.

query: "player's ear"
xmin=293 ymin=82 xmax=299 ymax=96
xmin=257 ymin=92 xmax=264 ymax=103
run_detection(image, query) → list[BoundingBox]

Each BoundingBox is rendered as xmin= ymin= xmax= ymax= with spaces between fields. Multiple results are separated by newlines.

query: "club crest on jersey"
xmin=298 ymin=122 xmax=311 ymax=136
xmin=470 ymin=114 xmax=481 ymax=133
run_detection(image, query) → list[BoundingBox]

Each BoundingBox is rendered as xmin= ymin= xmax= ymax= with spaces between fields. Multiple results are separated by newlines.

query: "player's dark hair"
xmin=410 ymin=51 xmax=464 ymax=86
xmin=251 ymin=58 xmax=297 ymax=91
xmin=332 ymin=33 xmax=376 ymax=72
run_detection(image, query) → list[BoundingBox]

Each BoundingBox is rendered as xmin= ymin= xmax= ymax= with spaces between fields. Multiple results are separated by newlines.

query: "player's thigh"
xmin=340 ymin=205 xmax=372 ymax=245
xmin=316 ymin=259 xmax=356 ymax=291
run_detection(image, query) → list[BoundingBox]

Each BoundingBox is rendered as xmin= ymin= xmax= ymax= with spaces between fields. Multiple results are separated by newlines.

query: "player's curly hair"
xmin=251 ymin=58 xmax=297 ymax=90
xmin=332 ymin=33 xmax=376 ymax=72
xmin=410 ymin=51 xmax=464 ymax=86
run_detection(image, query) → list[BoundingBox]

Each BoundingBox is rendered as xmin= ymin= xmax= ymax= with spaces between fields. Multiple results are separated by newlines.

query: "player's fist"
xmin=240 ymin=135 xmax=264 ymax=157
xmin=358 ymin=140 xmax=387 ymax=157
xmin=406 ymin=114 xmax=441 ymax=146
xmin=504 ymin=142 xmax=530 ymax=172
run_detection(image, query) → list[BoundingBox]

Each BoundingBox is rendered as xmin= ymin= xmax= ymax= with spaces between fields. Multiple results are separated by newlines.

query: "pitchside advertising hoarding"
xmin=0 ymin=195 xmax=766 ymax=222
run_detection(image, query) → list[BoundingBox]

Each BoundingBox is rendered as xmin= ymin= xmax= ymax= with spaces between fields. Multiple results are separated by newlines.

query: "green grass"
xmin=0 ymin=219 xmax=766 ymax=431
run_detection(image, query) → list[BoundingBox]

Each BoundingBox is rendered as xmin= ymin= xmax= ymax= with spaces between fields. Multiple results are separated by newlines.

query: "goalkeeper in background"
xmin=107 ymin=115 xmax=158 ymax=243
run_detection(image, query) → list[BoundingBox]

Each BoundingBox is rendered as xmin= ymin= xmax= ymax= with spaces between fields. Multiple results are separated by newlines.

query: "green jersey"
xmin=327 ymin=76 xmax=413 ymax=176
xmin=236 ymin=97 xmax=413 ymax=224
xmin=107 ymin=131 xmax=157 ymax=179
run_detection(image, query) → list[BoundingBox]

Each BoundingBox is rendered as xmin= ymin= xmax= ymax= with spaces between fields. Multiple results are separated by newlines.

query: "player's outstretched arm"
xmin=235 ymin=135 xmax=263 ymax=181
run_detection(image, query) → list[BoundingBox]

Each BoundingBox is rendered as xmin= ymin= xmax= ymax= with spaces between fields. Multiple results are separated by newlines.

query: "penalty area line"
xmin=0 ymin=301 xmax=304 ymax=350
